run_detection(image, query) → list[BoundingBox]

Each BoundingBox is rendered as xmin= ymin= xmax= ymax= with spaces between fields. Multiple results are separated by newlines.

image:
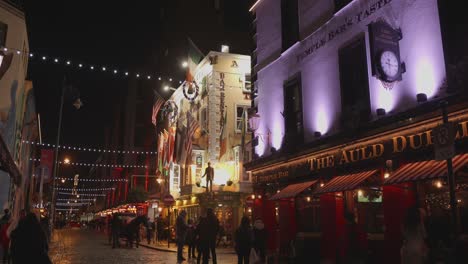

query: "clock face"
xmin=379 ymin=50 xmax=400 ymax=81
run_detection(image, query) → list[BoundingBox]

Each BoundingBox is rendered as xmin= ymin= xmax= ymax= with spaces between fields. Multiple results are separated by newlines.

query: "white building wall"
xmin=254 ymin=0 xmax=446 ymax=157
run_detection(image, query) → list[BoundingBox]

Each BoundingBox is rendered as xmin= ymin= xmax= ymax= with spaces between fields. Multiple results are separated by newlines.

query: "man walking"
xmin=176 ymin=210 xmax=188 ymax=263
xmin=110 ymin=214 xmax=122 ymax=248
xmin=202 ymin=162 xmax=214 ymax=193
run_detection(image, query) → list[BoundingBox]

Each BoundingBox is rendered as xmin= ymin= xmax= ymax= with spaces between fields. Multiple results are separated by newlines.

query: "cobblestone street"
xmin=49 ymin=229 xmax=237 ymax=264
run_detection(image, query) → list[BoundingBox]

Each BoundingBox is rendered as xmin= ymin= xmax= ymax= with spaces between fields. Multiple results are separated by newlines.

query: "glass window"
xmin=235 ymin=105 xmax=249 ymax=133
xmin=281 ymin=0 xmax=299 ymax=51
xmin=356 ymin=189 xmax=384 ymax=233
xmin=296 ymin=196 xmax=321 ymax=232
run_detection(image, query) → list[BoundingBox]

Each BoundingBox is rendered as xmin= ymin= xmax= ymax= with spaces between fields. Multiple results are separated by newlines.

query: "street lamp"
xmin=181 ymin=61 xmax=188 ymax=68
xmin=164 ymin=85 xmax=177 ymax=92
xmin=63 ymin=158 xmax=70 ymax=164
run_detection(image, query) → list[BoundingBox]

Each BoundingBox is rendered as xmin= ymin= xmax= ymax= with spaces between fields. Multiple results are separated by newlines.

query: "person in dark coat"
xmin=176 ymin=210 xmax=188 ymax=262
xmin=342 ymin=212 xmax=368 ymax=264
xmin=206 ymin=208 xmax=219 ymax=264
xmin=196 ymin=210 xmax=211 ymax=264
xmin=253 ymin=218 xmax=267 ymax=263
xmin=186 ymin=218 xmax=197 ymax=259
xmin=110 ymin=214 xmax=122 ymax=248
xmin=10 ymin=213 xmax=51 ymax=264
xmin=235 ymin=216 xmax=252 ymax=264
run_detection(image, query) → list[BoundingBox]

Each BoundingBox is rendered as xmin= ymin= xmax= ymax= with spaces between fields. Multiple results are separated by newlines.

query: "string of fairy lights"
xmin=22 ymin=140 xmax=158 ymax=155
xmin=56 ymin=177 xmax=128 ymax=182
xmin=55 ymin=187 xmax=115 ymax=191
xmin=29 ymin=158 xmax=148 ymax=169
xmin=57 ymin=198 xmax=96 ymax=202
xmin=58 ymin=192 xmax=107 ymax=197
xmin=1 ymin=46 xmax=185 ymax=85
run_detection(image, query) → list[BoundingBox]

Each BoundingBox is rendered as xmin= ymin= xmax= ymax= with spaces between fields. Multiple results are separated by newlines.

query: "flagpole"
xmin=49 ymin=78 xmax=66 ymax=233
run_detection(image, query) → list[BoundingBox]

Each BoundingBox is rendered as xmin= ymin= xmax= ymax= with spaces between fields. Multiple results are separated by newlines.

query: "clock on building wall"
xmin=369 ymin=20 xmax=405 ymax=88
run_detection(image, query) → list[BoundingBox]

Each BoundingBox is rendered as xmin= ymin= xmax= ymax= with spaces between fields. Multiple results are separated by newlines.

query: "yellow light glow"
xmin=247 ymin=208 xmax=252 ymax=213
xmin=320 ymin=183 xmax=325 ymax=187
xmin=251 ymin=194 xmax=255 ymax=199
xmin=435 ymin=181 xmax=442 ymax=188
xmin=257 ymin=195 xmax=262 ymax=199
xmin=384 ymin=172 xmax=390 ymax=179
xmin=64 ymin=158 xmax=70 ymax=164
xmin=357 ymin=190 xmax=363 ymax=196
xmin=306 ymin=197 xmax=311 ymax=202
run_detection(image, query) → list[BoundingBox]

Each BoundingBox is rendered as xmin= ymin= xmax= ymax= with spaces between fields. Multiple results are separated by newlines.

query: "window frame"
xmin=283 ymin=74 xmax=304 ymax=146
xmin=234 ymin=104 xmax=250 ymax=134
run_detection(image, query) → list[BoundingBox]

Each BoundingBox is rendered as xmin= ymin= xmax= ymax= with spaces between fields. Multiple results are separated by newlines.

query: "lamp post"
xmin=163 ymin=85 xmax=177 ymax=92
xmin=49 ymin=79 xmax=81 ymax=231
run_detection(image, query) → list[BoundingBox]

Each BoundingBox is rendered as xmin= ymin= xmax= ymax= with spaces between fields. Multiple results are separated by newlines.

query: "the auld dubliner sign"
xmin=256 ymin=120 xmax=468 ymax=183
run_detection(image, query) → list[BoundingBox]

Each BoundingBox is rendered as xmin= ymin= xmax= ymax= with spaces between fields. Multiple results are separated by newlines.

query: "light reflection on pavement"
xmin=49 ymin=229 xmax=237 ymax=264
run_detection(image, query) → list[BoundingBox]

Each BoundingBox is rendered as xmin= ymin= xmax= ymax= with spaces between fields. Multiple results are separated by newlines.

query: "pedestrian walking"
xmin=10 ymin=213 xmax=51 ymax=264
xmin=110 ymin=214 xmax=122 ymax=249
xmin=176 ymin=210 xmax=188 ymax=262
xmin=146 ymin=218 xmax=152 ymax=244
xmin=400 ymin=206 xmax=428 ymax=264
xmin=341 ymin=212 xmax=367 ymax=264
xmin=252 ymin=218 xmax=267 ymax=263
xmin=196 ymin=210 xmax=210 ymax=264
xmin=206 ymin=208 xmax=219 ymax=264
xmin=235 ymin=216 xmax=252 ymax=264
xmin=186 ymin=219 xmax=197 ymax=259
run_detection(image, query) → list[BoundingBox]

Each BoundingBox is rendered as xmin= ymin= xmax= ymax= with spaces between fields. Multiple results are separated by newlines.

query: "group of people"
xmin=175 ymin=208 xmax=267 ymax=264
xmin=0 ymin=209 xmax=52 ymax=264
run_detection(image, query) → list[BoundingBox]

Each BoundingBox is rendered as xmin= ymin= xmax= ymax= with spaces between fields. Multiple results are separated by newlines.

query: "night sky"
xmin=24 ymin=1 xmax=252 ymax=167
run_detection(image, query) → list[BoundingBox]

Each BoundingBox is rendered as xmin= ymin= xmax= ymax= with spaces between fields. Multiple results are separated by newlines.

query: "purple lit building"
xmin=246 ymin=0 xmax=468 ymax=263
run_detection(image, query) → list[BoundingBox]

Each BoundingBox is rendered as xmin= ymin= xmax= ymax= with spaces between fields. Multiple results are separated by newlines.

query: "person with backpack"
xmin=235 ymin=216 xmax=253 ymax=264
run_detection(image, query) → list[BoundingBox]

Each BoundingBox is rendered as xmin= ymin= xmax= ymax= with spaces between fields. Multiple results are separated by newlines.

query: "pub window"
xmin=0 ymin=22 xmax=7 ymax=47
xmin=296 ymin=196 xmax=321 ymax=232
xmin=283 ymin=76 xmax=304 ymax=147
xmin=355 ymin=188 xmax=384 ymax=233
xmin=281 ymin=0 xmax=299 ymax=51
xmin=334 ymin=0 xmax=353 ymax=12
xmin=235 ymin=105 xmax=249 ymax=133
xmin=338 ymin=36 xmax=371 ymax=126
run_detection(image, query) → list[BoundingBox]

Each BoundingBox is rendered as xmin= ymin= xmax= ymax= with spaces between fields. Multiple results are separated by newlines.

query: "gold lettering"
xmin=424 ymin=130 xmax=433 ymax=145
xmin=392 ymin=136 xmax=407 ymax=153
xmin=373 ymin=144 xmax=385 ymax=157
xmin=349 ymin=150 xmax=359 ymax=162
xmin=309 ymin=158 xmax=316 ymax=171
xmin=408 ymin=133 xmax=424 ymax=150
xmin=339 ymin=151 xmax=350 ymax=164
xmin=317 ymin=157 xmax=329 ymax=170
xmin=328 ymin=156 xmax=335 ymax=167
xmin=460 ymin=121 xmax=468 ymax=138
xmin=360 ymin=146 xmax=373 ymax=160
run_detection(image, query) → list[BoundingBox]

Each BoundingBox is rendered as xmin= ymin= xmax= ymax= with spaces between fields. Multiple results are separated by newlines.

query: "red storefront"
xmin=247 ymin=110 xmax=468 ymax=263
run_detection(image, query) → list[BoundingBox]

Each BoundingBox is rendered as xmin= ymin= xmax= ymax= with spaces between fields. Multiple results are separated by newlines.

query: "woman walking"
xmin=235 ymin=216 xmax=252 ymax=264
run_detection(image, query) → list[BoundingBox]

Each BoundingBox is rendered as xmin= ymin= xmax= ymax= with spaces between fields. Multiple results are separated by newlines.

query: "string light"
xmin=56 ymin=177 xmax=128 ymax=182
xmin=29 ymin=158 xmax=148 ymax=169
xmin=55 ymin=187 xmax=115 ymax=191
xmin=57 ymin=198 xmax=96 ymax=201
xmin=1 ymin=45 xmax=185 ymax=84
xmin=55 ymin=208 xmax=79 ymax=211
xmin=58 ymin=192 xmax=106 ymax=197
xmin=56 ymin=202 xmax=90 ymax=206
xmin=22 ymin=140 xmax=157 ymax=155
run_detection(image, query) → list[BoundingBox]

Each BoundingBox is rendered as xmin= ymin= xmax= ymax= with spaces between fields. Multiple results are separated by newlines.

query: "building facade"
xmin=160 ymin=49 xmax=253 ymax=232
xmin=0 ymin=0 xmax=32 ymax=213
xmin=247 ymin=0 xmax=468 ymax=263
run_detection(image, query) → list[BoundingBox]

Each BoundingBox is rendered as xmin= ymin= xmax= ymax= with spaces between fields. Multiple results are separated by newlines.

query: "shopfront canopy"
xmin=314 ymin=170 xmax=379 ymax=195
xmin=269 ymin=180 xmax=317 ymax=200
xmin=384 ymin=153 xmax=468 ymax=185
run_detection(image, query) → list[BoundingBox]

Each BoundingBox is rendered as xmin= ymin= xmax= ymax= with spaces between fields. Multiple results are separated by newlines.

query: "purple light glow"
xmin=374 ymin=83 xmax=395 ymax=112
xmin=314 ymin=108 xmax=330 ymax=135
xmin=414 ymin=57 xmax=437 ymax=98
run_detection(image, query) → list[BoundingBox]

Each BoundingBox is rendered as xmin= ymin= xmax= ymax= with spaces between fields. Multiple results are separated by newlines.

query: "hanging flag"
xmin=157 ymin=132 xmax=164 ymax=173
xmin=152 ymin=93 xmax=165 ymax=127
xmin=219 ymin=109 xmax=228 ymax=159
xmin=167 ymin=126 xmax=177 ymax=164
xmin=186 ymin=37 xmax=204 ymax=83
xmin=176 ymin=125 xmax=187 ymax=164
xmin=240 ymin=108 xmax=248 ymax=159
xmin=40 ymin=149 xmax=54 ymax=183
xmin=184 ymin=112 xmax=200 ymax=165
xmin=163 ymin=130 xmax=170 ymax=169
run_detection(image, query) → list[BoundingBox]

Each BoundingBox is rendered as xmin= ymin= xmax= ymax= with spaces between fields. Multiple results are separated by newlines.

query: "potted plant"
xmin=226 ymin=180 xmax=233 ymax=186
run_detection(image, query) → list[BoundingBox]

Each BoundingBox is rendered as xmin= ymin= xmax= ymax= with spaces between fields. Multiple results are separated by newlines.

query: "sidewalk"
xmin=131 ymin=239 xmax=236 ymax=255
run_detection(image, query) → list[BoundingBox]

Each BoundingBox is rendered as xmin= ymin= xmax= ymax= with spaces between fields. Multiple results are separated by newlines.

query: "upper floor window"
xmin=283 ymin=76 xmax=304 ymax=147
xmin=281 ymin=0 xmax=299 ymax=51
xmin=0 ymin=22 xmax=7 ymax=47
xmin=338 ymin=36 xmax=371 ymax=128
xmin=235 ymin=105 xmax=249 ymax=133
xmin=334 ymin=0 xmax=353 ymax=12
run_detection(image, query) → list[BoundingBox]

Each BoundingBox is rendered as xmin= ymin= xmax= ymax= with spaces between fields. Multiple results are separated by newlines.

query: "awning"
xmin=269 ymin=180 xmax=317 ymax=200
xmin=384 ymin=153 xmax=468 ymax=185
xmin=0 ymin=135 xmax=21 ymax=185
xmin=314 ymin=170 xmax=379 ymax=195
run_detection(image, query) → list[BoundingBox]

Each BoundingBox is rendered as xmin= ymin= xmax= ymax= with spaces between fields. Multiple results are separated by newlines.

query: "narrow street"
xmin=49 ymin=229 xmax=237 ymax=264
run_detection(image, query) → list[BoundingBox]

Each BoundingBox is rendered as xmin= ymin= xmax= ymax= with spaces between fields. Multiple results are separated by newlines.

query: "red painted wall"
xmin=320 ymin=193 xmax=345 ymax=263
xmin=382 ymin=183 xmax=416 ymax=264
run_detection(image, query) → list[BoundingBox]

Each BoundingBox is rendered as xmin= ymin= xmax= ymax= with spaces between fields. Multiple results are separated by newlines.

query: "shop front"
xmin=248 ymin=111 xmax=468 ymax=263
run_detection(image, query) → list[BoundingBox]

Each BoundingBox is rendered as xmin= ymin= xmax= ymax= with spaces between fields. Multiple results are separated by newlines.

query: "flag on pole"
xmin=152 ymin=93 xmax=165 ymax=127
xmin=184 ymin=112 xmax=200 ymax=165
xmin=219 ymin=109 xmax=228 ymax=159
xmin=186 ymin=38 xmax=204 ymax=83
xmin=240 ymin=108 xmax=248 ymax=159
xmin=167 ymin=126 xmax=177 ymax=164
xmin=157 ymin=132 xmax=164 ymax=173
